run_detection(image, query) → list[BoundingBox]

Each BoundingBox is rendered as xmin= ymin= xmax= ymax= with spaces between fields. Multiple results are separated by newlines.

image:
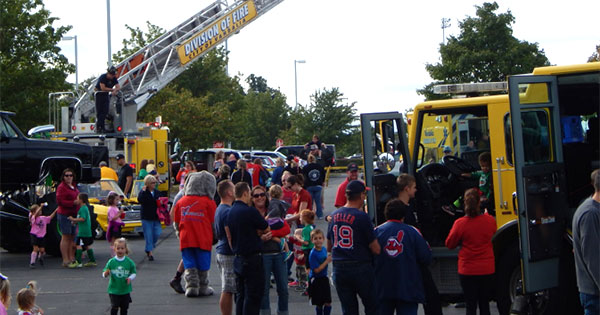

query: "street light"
xmin=294 ymin=59 xmax=306 ymax=108
xmin=62 ymin=35 xmax=79 ymax=93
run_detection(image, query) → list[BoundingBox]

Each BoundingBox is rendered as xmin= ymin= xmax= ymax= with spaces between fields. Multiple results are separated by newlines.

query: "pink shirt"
xmin=108 ymin=205 xmax=123 ymax=224
xmin=29 ymin=214 xmax=52 ymax=238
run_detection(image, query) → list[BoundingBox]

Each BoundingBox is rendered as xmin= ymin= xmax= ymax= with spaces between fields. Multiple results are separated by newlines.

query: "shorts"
xmin=76 ymin=237 xmax=94 ymax=249
xmin=57 ymin=214 xmax=77 ymax=235
xmin=296 ymin=265 xmax=307 ymax=282
xmin=109 ymin=293 xmax=131 ymax=310
xmin=30 ymin=234 xmax=45 ymax=247
xmin=181 ymin=248 xmax=211 ymax=271
xmin=303 ymin=249 xmax=312 ymax=267
xmin=216 ymin=253 xmax=237 ymax=293
xmin=309 ymin=276 xmax=332 ymax=306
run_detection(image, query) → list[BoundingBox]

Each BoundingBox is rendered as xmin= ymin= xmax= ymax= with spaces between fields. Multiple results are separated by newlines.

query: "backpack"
xmin=156 ymin=197 xmax=171 ymax=225
xmin=259 ymin=167 xmax=271 ymax=187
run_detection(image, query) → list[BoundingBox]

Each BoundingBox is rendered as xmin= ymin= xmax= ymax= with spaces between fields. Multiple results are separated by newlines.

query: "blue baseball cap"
xmin=346 ymin=180 xmax=370 ymax=194
xmin=443 ymin=146 xmax=452 ymax=153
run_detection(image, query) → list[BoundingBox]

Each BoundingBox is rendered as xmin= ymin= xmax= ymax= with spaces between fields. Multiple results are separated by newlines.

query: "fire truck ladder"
xmin=71 ymin=0 xmax=283 ymax=132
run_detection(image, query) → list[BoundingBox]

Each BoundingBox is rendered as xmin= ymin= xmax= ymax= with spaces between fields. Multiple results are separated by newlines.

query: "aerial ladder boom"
xmin=71 ymin=0 xmax=283 ymax=133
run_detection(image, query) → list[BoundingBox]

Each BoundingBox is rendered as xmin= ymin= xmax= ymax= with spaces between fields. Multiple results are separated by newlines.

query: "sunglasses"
xmin=252 ymin=193 xmax=266 ymax=198
xmin=64 ymin=174 xmax=74 ymax=177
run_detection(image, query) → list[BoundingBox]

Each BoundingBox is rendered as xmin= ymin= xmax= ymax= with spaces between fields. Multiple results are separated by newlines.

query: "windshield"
xmin=78 ymin=179 xmax=125 ymax=201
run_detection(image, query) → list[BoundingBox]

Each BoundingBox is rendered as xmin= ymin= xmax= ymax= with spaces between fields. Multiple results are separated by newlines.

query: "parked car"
xmin=171 ymin=148 xmax=242 ymax=181
xmin=275 ymin=144 xmax=336 ymax=167
xmin=251 ymin=150 xmax=287 ymax=161
xmin=77 ymin=179 xmax=144 ymax=239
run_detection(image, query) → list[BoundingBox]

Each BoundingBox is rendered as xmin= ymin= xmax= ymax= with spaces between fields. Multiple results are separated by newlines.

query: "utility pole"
xmin=441 ymin=18 xmax=451 ymax=45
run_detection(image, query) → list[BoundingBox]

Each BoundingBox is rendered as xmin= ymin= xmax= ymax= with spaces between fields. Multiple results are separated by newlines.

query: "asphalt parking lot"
xmin=0 ymin=174 xmax=499 ymax=314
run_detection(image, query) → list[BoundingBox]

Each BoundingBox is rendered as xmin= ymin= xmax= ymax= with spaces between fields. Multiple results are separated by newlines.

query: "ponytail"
xmin=464 ymin=188 xmax=481 ymax=217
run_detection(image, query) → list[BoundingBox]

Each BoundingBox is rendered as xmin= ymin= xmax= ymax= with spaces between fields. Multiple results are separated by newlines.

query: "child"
xmin=300 ymin=210 xmax=316 ymax=269
xmin=308 ymin=229 xmax=332 ymax=315
xmin=106 ymin=193 xmax=125 ymax=257
xmin=288 ymin=229 xmax=307 ymax=291
xmin=443 ymin=152 xmax=494 ymax=215
xmin=16 ymin=281 xmax=43 ymax=315
xmin=103 ymin=238 xmax=136 ymax=315
xmin=463 ymin=152 xmax=494 ymax=213
xmin=0 ymin=273 xmax=10 ymax=315
xmin=68 ymin=193 xmax=97 ymax=267
xmin=28 ymin=204 xmax=57 ymax=268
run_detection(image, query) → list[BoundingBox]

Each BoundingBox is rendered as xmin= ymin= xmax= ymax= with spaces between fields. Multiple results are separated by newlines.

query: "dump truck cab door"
xmin=360 ymin=112 xmax=411 ymax=225
xmin=508 ymin=75 xmax=568 ymax=293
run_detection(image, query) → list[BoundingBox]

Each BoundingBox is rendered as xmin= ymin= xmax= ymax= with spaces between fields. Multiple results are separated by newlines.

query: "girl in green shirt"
xmin=103 ymin=238 xmax=136 ymax=315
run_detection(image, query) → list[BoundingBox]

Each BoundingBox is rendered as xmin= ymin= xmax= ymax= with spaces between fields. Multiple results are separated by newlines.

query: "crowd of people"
xmin=1 ymin=141 xmax=598 ymax=315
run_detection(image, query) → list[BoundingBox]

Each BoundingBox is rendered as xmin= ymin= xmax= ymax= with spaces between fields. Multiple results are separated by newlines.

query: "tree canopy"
xmin=418 ymin=2 xmax=550 ymax=100
xmin=0 ymin=0 xmax=74 ymax=130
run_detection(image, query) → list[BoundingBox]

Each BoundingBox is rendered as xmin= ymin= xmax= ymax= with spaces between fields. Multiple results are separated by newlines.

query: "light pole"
xmin=62 ymin=35 xmax=79 ymax=93
xmin=106 ymin=0 xmax=112 ymax=66
xmin=294 ymin=59 xmax=306 ymax=108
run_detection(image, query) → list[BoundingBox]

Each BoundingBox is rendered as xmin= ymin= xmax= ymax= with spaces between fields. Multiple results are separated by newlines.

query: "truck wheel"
xmin=497 ymin=242 xmax=558 ymax=315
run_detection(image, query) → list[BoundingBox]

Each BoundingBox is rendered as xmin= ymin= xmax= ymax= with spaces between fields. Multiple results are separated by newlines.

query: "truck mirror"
xmin=376 ymin=152 xmax=395 ymax=173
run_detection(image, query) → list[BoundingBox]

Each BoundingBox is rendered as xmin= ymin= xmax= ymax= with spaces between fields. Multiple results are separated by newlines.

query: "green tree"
xmin=112 ymin=22 xmax=166 ymax=64
xmin=282 ymin=88 xmax=357 ymax=155
xmin=138 ymin=86 xmax=232 ymax=149
xmin=235 ymin=75 xmax=290 ymax=150
xmin=418 ymin=2 xmax=550 ymax=100
xmin=0 ymin=0 xmax=74 ymax=130
xmin=588 ymin=44 xmax=599 ymax=63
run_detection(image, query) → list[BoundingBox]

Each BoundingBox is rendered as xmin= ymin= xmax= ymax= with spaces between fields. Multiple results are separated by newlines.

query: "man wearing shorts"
xmin=214 ymin=180 xmax=237 ymax=315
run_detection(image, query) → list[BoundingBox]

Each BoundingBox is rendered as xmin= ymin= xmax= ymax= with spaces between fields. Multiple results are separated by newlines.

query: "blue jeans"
xmin=332 ymin=261 xmax=378 ymax=315
xmin=306 ymin=185 xmax=323 ymax=218
xmin=580 ymin=292 xmax=599 ymax=315
xmin=141 ymin=219 xmax=162 ymax=253
xmin=260 ymin=252 xmax=289 ymax=315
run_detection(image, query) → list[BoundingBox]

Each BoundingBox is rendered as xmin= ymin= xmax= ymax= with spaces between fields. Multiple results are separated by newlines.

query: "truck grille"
xmin=123 ymin=210 xmax=141 ymax=221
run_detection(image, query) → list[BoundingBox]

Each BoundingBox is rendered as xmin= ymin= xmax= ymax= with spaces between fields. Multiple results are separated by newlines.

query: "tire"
xmin=496 ymin=241 xmax=567 ymax=315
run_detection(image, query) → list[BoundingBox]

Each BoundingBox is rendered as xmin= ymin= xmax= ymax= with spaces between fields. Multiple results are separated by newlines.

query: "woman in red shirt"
xmin=445 ymin=188 xmax=497 ymax=315
xmin=56 ymin=168 xmax=81 ymax=267
xmin=286 ymin=175 xmax=312 ymax=226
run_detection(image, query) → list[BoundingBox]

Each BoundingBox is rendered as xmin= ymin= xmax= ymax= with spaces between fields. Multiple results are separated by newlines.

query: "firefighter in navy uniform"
xmin=94 ymin=66 xmax=120 ymax=133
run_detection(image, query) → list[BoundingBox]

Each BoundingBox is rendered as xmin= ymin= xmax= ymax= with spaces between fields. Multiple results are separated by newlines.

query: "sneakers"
xmin=170 ymin=278 xmax=185 ymax=294
xmin=149 ymin=255 xmax=155 ymax=261
xmin=29 ymin=263 xmax=35 ymax=269
xmin=67 ymin=261 xmax=80 ymax=268
xmin=84 ymin=261 xmax=97 ymax=267
xmin=288 ymin=280 xmax=299 ymax=287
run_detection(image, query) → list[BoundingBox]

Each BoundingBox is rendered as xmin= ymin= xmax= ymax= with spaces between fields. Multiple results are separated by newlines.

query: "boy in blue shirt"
xmin=308 ymin=229 xmax=332 ymax=315
xmin=375 ymin=199 xmax=432 ymax=315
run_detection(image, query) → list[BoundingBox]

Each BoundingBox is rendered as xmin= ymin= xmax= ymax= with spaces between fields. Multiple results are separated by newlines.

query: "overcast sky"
xmin=45 ymin=0 xmax=599 ymax=114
